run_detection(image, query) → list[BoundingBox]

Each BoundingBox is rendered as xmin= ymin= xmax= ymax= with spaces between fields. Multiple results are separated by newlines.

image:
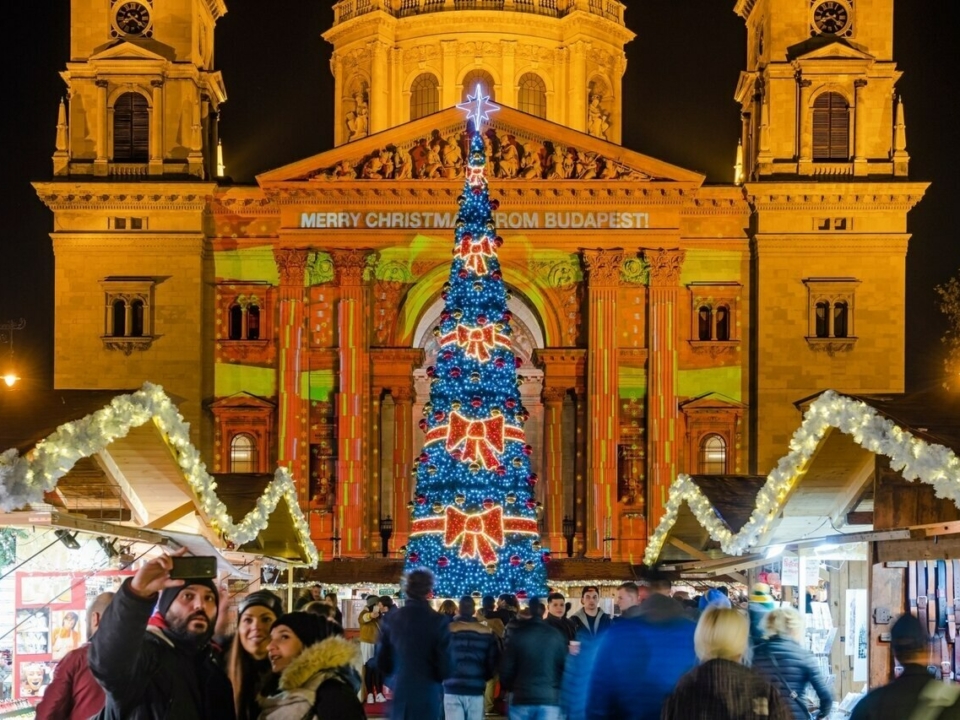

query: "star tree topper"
xmin=457 ymin=83 xmax=499 ymax=130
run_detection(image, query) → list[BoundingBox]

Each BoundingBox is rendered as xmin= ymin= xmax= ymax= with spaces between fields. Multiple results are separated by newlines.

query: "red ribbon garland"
xmin=424 ymin=411 xmax=525 ymax=469
xmin=457 ymin=235 xmax=494 ymax=275
xmin=410 ymin=505 xmax=540 ymax=565
xmin=439 ymin=324 xmax=512 ymax=362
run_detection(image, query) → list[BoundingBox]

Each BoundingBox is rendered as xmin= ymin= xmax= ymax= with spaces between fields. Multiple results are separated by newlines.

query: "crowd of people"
xmin=26 ymin=547 xmax=955 ymax=719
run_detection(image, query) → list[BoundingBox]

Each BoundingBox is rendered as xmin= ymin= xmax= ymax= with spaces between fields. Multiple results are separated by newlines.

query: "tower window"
xmin=698 ymin=306 xmax=712 ymax=341
xmin=804 ymin=278 xmax=859 ymax=346
xmin=113 ymin=92 xmax=149 ymax=162
xmin=699 ymin=434 xmax=727 ymax=475
xmin=410 ymin=73 xmax=440 ymax=121
xmin=812 ymin=92 xmax=849 ymax=160
xmin=716 ymin=305 xmax=730 ymax=341
xmin=462 ymin=70 xmax=495 ymax=101
xmin=111 ymin=300 xmax=127 ymax=338
xmin=815 ymin=301 xmax=830 ymax=338
xmin=230 ymin=433 xmax=257 ymax=473
xmin=248 ymin=305 xmax=260 ymax=340
xmin=517 ymin=73 xmax=547 ymax=118
xmin=130 ymin=300 xmax=144 ymax=337
xmin=226 ymin=296 xmax=262 ymax=341
xmin=833 ymin=301 xmax=848 ymax=338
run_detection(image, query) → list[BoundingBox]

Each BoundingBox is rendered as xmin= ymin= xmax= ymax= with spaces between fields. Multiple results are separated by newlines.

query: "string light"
xmin=644 ymin=390 xmax=960 ymax=565
xmin=0 ymin=383 xmax=319 ymax=567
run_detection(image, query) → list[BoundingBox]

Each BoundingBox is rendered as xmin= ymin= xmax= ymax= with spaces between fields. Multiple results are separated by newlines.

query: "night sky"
xmin=1 ymin=2 xmax=956 ymax=391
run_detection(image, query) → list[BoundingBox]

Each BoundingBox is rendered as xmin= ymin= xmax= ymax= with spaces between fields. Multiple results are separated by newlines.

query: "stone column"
xmin=370 ymin=41 xmax=388 ymax=134
xmin=573 ymin=386 xmax=588 ymax=556
xmin=95 ymin=79 xmax=109 ymax=175
xmin=645 ymin=248 xmax=686 ymax=531
xmin=798 ymin=78 xmax=813 ymax=164
xmin=854 ymin=79 xmax=868 ymax=173
xmin=441 ymin=40 xmax=458 ymax=109
xmin=149 ymin=80 xmax=164 ymax=174
xmin=331 ymin=249 xmax=373 ymax=556
xmin=274 ymin=248 xmax=310 ymax=503
xmin=541 ymin=387 xmax=566 ymax=554
xmin=332 ymin=53 xmax=345 ymax=146
xmin=569 ymin=42 xmax=587 ymax=132
xmin=501 ymin=41 xmax=517 ymax=109
xmin=391 ymin=386 xmax=414 ymax=548
xmin=582 ymin=249 xmax=623 ymax=556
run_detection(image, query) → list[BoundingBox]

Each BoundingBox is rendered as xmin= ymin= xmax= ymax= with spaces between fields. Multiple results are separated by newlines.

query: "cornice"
xmin=752 ymin=235 xmax=910 ymax=254
xmin=34 ymin=182 xmax=217 ymax=212
xmin=52 ymin=234 xmax=206 ymax=252
xmin=744 ymin=182 xmax=929 ymax=211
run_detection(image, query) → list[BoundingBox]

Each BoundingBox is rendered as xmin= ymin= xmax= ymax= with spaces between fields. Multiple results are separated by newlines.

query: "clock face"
xmin=115 ymin=1 xmax=152 ymax=35
xmin=813 ymin=1 xmax=850 ymax=35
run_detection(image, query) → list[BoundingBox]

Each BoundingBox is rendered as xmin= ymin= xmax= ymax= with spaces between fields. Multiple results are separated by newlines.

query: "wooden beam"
xmin=145 ymin=501 xmax=197 ymax=530
xmin=877 ymin=536 xmax=960 ymax=562
xmin=846 ymin=511 xmax=873 ymax=525
xmin=668 ymin=537 xmax=711 ymax=561
xmin=76 ymin=508 xmax=132 ymax=522
xmin=0 ymin=510 xmax=171 ymax=545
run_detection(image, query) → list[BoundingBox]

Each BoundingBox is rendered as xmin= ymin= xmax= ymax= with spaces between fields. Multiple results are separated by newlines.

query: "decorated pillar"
xmin=274 ymin=248 xmax=310 ymax=502
xmin=582 ymin=249 xmax=623 ymax=556
xmin=95 ymin=79 xmax=108 ymax=173
xmin=441 ymin=40 xmax=458 ymax=109
xmin=392 ymin=385 xmax=414 ymax=547
xmin=569 ymin=41 xmax=587 ymax=132
xmin=331 ymin=249 xmax=373 ymax=556
xmin=149 ymin=80 xmax=163 ymax=171
xmin=541 ymin=387 xmax=566 ymax=554
xmin=645 ymin=248 xmax=686 ymax=531
xmin=798 ymin=78 xmax=813 ymax=164
xmin=501 ymin=41 xmax=517 ymax=108
xmin=854 ymin=79 xmax=868 ymax=172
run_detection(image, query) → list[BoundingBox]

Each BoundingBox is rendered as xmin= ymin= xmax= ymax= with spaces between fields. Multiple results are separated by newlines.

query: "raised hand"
xmin=129 ymin=546 xmax=188 ymax=599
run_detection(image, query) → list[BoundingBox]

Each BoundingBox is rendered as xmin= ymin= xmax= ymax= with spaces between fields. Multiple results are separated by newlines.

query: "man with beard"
xmin=89 ymin=547 xmax=235 ymax=720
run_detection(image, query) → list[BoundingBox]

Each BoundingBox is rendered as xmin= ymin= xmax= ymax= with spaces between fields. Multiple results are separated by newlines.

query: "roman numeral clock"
xmin=111 ymin=0 xmax=154 ymax=38
xmin=811 ymin=0 xmax=854 ymax=37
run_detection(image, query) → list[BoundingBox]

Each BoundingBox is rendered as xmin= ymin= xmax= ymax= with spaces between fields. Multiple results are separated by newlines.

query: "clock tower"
xmin=734 ymin=0 xmax=926 ymax=475
xmin=55 ymin=0 xmax=227 ymax=178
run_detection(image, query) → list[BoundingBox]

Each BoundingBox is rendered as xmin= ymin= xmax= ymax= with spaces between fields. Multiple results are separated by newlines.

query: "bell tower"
xmin=55 ymin=0 xmax=227 ymax=178
xmin=734 ymin=0 xmax=908 ymax=180
xmin=321 ymin=0 xmax=635 ymax=146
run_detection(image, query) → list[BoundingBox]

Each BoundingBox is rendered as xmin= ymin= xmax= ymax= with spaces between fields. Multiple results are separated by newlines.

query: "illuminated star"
xmin=457 ymin=83 xmax=499 ymax=130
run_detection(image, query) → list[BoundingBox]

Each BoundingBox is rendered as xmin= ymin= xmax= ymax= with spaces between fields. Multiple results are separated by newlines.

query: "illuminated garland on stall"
xmin=644 ymin=389 xmax=960 ymax=566
xmin=0 ymin=382 xmax=319 ymax=567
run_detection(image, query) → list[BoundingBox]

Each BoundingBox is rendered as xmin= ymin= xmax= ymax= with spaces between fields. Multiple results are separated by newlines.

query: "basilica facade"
xmin=35 ymin=0 xmax=926 ymax=567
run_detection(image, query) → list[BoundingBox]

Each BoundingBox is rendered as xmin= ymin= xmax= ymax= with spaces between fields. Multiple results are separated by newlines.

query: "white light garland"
xmin=0 ymin=382 xmax=319 ymax=567
xmin=644 ymin=390 xmax=960 ymax=566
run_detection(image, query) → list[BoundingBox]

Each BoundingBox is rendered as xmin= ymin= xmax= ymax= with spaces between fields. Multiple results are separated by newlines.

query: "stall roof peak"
xmin=256 ymin=105 xmax=705 ymax=187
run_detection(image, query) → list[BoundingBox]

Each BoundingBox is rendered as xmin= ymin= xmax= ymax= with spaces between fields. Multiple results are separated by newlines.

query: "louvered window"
xmin=812 ymin=92 xmax=849 ymax=160
xmin=113 ymin=92 xmax=149 ymax=162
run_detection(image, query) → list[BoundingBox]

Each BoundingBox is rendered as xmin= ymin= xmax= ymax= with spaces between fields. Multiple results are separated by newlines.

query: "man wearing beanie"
xmin=851 ymin=613 xmax=960 ymax=719
xmin=89 ymin=547 xmax=235 ymax=720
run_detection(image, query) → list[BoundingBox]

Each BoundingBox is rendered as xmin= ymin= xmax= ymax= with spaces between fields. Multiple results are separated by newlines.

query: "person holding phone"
xmin=88 ymin=547 xmax=235 ymax=720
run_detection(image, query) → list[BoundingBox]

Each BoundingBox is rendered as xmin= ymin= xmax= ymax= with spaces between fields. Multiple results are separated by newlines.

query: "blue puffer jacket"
xmin=442 ymin=617 xmax=500 ymax=696
xmin=751 ymin=635 xmax=834 ymax=720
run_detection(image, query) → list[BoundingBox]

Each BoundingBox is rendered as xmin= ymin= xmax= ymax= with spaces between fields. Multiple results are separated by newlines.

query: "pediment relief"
xmin=89 ymin=38 xmax=174 ymax=64
xmin=258 ymin=106 xmax=704 ymax=187
xmin=680 ymin=393 xmax=745 ymax=412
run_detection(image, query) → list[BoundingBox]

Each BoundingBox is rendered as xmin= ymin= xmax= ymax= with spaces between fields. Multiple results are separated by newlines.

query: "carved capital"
xmin=644 ymin=248 xmax=686 ymax=287
xmin=95 ymin=79 xmax=109 ymax=89
xmin=331 ymin=249 xmax=375 ymax=286
xmin=150 ymin=80 xmax=164 ymax=89
xmin=854 ymin=78 xmax=868 ymax=89
xmin=274 ymin=248 xmax=310 ymax=286
xmin=542 ymin=387 xmax=566 ymax=405
xmin=582 ymin=249 xmax=624 ymax=287
xmin=391 ymin=386 xmax=415 ymax=404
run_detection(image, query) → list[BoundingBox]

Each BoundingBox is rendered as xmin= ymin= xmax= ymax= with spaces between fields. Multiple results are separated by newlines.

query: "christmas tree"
xmin=405 ymin=87 xmax=549 ymax=599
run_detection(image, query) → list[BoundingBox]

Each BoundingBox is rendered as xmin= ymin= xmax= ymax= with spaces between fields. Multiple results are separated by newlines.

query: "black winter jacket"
xmin=500 ymin=616 xmax=568 ymax=707
xmin=88 ymin=579 xmax=235 ymax=720
xmin=850 ymin=664 xmax=960 ymax=720
xmin=443 ymin=617 xmax=500 ymax=696
xmin=751 ymin=636 xmax=833 ymax=720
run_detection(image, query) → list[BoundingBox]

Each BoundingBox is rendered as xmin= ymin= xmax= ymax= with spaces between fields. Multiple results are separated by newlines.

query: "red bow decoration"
xmin=446 ymin=412 xmax=504 ymax=470
xmin=440 ymin=324 xmax=511 ymax=363
xmin=457 ymin=235 xmax=494 ymax=275
xmin=445 ymin=505 xmax=504 ymax=564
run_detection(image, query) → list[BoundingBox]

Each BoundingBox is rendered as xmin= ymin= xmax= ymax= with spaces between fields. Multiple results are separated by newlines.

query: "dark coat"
xmin=34 ymin=642 xmax=104 ymax=720
xmin=661 ymin=658 xmax=791 ymax=720
xmin=499 ymin=615 xmax=567 ymax=707
xmin=377 ymin=597 xmax=452 ymax=720
xmin=443 ymin=617 xmax=500 ymax=696
xmin=570 ymin=608 xmax=611 ymax=638
xmin=849 ymin=664 xmax=960 ymax=720
xmin=88 ymin=579 xmax=235 ymax=720
xmin=586 ymin=610 xmax=697 ymax=720
xmin=545 ymin=614 xmax=577 ymax=643
xmin=751 ymin=636 xmax=834 ymax=720
xmin=258 ymin=635 xmax=365 ymax=720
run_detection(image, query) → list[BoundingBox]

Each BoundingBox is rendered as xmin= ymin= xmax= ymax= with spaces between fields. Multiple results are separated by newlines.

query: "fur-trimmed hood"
xmin=278 ymin=635 xmax=361 ymax=693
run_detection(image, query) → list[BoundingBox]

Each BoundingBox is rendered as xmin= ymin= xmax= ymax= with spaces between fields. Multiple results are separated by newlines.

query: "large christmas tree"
xmin=405 ymin=88 xmax=549 ymax=599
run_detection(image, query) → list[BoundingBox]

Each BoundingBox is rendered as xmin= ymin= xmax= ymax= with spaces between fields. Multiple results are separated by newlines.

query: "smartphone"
xmin=169 ymin=556 xmax=218 ymax=580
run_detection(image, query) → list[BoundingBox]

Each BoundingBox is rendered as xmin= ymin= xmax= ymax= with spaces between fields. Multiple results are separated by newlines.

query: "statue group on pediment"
xmin=313 ymin=126 xmax=653 ymax=182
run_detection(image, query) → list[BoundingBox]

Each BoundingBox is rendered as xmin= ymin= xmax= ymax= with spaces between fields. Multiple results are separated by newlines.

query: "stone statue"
xmin=394 ymin=148 xmax=413 ymax=179
xmin=326 ymin=159 xmax=356 ymax=180
xmin=562 ymin=148 xmax=577 ymax=179
xmin=520 ymin=142 xmax=542 ymax=179
xmin=587 ymin=93 xmax=610 ymax=140
xmin=546 ymin=145 xmax=565 ymax=180
xmin=380 ymin=148 xmax=395 ymax=179
xmin=345 ymin=91 xmax=369 ymax=141
xmin=497 ymin=139 xmax=520 ymax=178
xmin=441 ymin=134 xmax=462 ymax=170
xmin=362 ymin=151 xmax=384 ymax=179
xmin=421 ymin=144 xmax=443 ymax=178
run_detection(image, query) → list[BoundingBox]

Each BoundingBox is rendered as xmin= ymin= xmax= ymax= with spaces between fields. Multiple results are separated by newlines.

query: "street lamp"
xmin=0 ymin=318 xmax=26 ymax=388
xmin=379 ymin=515 xmax=394 ymax=558
xmin=562 ymin=515 xmax=576 ymax=558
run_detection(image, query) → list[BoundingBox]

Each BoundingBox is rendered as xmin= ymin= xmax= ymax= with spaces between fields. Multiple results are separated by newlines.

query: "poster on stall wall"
xmin=845 ymin=588 xmax=869 ymax=681
xmin=781 ymin=556 xmax=799 ymax=587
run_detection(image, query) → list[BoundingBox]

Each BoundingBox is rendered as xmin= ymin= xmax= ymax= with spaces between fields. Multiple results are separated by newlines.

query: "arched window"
xmin=716 ymin=305 xmax=730 ymax=341
xmin=517 ymin=73 xmax=547 ymax=118
xmin=833 ymin=301 xmax=849 ymax=338
xmin=699 ymin=434 xmax=727 ymax=475
xmin=462 ymin=70 xmax=495 ymax=101
xmin=247 ymin=305 xmax=261 ymax=340
xmin=698 ymin=306 xmax=712 ymax=341
xmin=815 ymin=301 xmax=830 ymax=338
xmin=230 ymin=434 xmax=257 ymax=473
xmin=229 ymin=304 xmax=243 ymax=340
xmin=112 ymin=300 xmax=126 ymax=338
xmin=113 ymin=92 xmax=149 ymax=162
xmin=410 ymin=73 xmax=440 ymax=121
xmin=130 ymin=300 xmax=144 ymax=337
xmin=813 ymin=92 xmax=849 ymax=160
